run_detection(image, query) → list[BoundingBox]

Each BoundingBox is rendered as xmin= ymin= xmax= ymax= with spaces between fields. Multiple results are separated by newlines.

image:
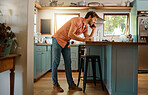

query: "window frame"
xmin=34 ymin=9 xmax=37 ymax=33
xmin=54 ymin=13 xmax=80 ymax=34
xmin=103 ymin=13 xmax=130 ymax=37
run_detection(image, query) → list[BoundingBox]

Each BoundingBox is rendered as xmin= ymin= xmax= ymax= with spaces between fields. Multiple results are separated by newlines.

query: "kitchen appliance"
xmin=138 ymin=16 xmax=148 ymax=42
xmin=88 ymin=2 xmax=101 ymax=6
xmin=50 ymin=0 xmax=58 ymax=6
xmin=78 ymin=1 xmax=86 ymax=6
xmin=138 ymin=11 xmax=148 ymax=73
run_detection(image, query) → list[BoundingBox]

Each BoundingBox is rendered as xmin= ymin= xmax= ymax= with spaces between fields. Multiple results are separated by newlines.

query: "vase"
xmin=0 ymin=40 xmax=12 ymax=56
xmin=10 ymin=40 xmax=18 ymax=54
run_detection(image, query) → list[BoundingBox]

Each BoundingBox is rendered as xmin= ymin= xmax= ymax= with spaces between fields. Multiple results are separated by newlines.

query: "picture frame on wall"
xmin=40 ymin=19 xmax=52 ymax=35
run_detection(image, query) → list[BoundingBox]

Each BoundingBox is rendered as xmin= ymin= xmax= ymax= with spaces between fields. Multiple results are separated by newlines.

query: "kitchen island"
xmin=84 ymin=41 xmax=148 ymax=95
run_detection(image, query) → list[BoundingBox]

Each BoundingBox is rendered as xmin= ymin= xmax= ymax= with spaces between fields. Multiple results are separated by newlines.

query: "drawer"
xmin=35 ymin=46 xmax=46 ymax=52
xmin=46 ymin=46 xmax=51 ymax=51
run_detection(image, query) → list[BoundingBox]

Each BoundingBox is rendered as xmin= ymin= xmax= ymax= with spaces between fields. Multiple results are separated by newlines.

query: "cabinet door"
xmin=47 ymin=46 xmax=52 ymax=70
xmin=137 ymin=0 xmax=148 ymax=10
xmin=35 ymin=52 xmax=42 ymax=78
xmin=71 ymin=47 xmax=78 ymax=58
xmin=47 ymin=51 xmax=52 ymax=70
xmin=42 ymin=52 xmax=47 ymax=74
xmin=71 ymin=59 xmax=78 ymax=70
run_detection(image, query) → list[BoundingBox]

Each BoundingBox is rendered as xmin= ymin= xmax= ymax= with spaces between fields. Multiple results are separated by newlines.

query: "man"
xmin=52 ymin=11 xmax=99 ymax=92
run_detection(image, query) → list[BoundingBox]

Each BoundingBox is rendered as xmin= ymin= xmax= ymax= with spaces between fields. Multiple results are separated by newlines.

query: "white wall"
xmin=0 ymin=0 xmax=34 ymax=95
xmin=37 ymin=9 xmax=130 ymax=42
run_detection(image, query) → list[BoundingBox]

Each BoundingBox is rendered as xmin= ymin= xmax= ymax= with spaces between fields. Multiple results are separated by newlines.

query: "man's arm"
xmin=68 ymin=23 xmax=88 ymax=42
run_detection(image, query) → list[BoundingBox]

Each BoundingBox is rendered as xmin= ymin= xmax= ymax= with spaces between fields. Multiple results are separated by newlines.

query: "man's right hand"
xmin=83 ymin=37 xmax=91 ymax=42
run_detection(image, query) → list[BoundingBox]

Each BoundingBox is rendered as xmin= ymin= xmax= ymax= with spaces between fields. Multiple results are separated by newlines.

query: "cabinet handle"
xmin=38 ymin=48 xmax=41 ymax=50
xmin=41 ymin=52 xmax=44 ymax=54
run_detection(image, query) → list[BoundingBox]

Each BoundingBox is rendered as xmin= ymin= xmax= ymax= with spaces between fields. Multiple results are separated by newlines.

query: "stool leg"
xmin=83 ymin=58 xmax=88 ymax=93
xmin=77 ymin=57 xmax=83 ymax=87
xmin=92 ymin=58 xmax=96 ymax=86
xmin=98 ymin=57 xmax=104 ymax=91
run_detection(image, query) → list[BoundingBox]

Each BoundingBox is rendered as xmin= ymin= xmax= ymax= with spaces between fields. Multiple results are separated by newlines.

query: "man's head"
xmin=85 ymin=11 xmax=99 ymax=27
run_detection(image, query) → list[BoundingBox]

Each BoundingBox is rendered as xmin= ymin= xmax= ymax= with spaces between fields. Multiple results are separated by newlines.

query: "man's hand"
xmin=83 ymin=37 xmax=91 ymax=42
xmin=91 ymin=24 xmax=97 ymax=30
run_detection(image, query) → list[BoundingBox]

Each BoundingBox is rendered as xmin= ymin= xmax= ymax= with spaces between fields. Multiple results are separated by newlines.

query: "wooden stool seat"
xmin=77 ymin=55 xmax=104 ymax=93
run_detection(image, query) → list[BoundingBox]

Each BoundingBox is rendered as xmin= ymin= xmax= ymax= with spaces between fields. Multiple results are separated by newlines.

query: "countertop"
xmin=85 ymin=41 xmax=148 ymax=45
xmin=34 ymin=41 xmax=148 ymax=46
xmin=34 ymin=43 xmax=81 ymax=46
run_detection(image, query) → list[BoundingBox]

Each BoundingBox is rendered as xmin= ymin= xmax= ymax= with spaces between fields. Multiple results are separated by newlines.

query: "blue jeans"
xmin=52 ymin=38 xmax=74 ymax=85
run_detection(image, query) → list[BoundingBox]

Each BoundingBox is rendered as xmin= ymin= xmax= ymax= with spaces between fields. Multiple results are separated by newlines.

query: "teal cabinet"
xmin=85 ymin=45 xmax=105 ymax=80
xmin=136 ymin=0 xmax=148 ymax=10
xmin=34 ymin=52 xmax=42 ymax=79
xmin=86 ymin=45 xmax=138 ymax=95
xmin=105 ymin=45 xmax=138 ymax=95
xmin=34 ymin=45 xmax=52 ymax=80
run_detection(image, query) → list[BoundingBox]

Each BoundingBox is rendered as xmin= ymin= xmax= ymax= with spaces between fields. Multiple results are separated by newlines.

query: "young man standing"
xmin=52 ymin=11 xmax=99 ymax=92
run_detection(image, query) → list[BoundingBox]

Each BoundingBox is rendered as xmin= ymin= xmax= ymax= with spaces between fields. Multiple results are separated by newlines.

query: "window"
xmin=103 ymin=13 xmax=129 ymax=36
xmin=34 ymin=9 xmax=37 ymax=33
xmin=54 ymin=13 xmax=80 ymax=33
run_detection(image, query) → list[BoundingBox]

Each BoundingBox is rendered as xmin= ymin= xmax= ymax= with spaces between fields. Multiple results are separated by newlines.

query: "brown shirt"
xmin=52 ymin=17 xmax=88 ymax=48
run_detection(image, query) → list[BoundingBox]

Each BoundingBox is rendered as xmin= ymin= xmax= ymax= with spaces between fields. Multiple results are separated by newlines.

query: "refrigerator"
xmin=138 ymin=13 xmax=148 ymax=73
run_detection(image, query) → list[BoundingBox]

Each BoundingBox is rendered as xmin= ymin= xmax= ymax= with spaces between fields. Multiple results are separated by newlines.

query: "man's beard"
xmin=88 ymin=18 xmax=93 ymax=26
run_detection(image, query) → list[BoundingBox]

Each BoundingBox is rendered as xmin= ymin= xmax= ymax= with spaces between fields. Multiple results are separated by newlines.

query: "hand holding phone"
xmin=91 ymin=24 xmax=95 ymax=28
xmin=90 ymin=24 xmax=96 ymax=30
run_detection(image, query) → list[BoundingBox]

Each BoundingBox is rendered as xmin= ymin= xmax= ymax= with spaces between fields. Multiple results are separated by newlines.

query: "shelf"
xmin=35 ymin=2 xmax=133 ymax=10
xmin=39 ymin=6 xmax=133 ymax=10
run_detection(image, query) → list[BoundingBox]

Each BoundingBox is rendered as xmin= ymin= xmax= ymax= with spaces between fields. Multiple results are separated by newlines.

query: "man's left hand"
xmin=91 ymin=24 xmax=96 ymax=30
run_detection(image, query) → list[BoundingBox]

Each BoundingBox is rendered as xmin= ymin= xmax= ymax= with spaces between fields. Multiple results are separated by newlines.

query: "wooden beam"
xmin=39 ymin=6 xmax=133 ymax=10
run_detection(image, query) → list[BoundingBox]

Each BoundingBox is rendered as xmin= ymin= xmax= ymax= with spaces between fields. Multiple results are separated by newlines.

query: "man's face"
xmin=88 ymin=16 xmax=97 ymax=27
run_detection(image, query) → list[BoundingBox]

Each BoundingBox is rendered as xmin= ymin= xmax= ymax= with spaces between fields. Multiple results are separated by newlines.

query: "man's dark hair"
xmin=85 ymin=11 xmax=99 ymax=19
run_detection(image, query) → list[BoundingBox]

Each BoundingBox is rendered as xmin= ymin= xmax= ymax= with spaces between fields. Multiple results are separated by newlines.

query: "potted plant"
xmin=0 ymin=23 xmax=17 ymax=56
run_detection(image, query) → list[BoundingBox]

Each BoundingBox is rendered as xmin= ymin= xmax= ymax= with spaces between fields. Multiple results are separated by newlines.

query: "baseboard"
xmin=34 ymin=69 xmax=51 ymax=82
xmin=138 ymin=70 xmax=148 ymax=74
xmin=57 ymin=70 xmax=78 ymax=72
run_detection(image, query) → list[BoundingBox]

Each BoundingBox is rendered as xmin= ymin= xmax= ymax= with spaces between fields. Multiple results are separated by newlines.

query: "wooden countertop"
xmin=0 ymin=54 xmax=21 ymax=60
xmin=34 ymin=41 xmax=148 ymax=46
xmin=85 ymin=41 xmax=148 ymax=45
xmin=34 ymin=43 xmax=52 ymax=46
xmin=34 ymin=43 xmax=80 ymax=46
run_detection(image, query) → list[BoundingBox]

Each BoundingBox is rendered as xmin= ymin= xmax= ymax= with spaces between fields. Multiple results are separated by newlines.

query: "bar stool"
xmin=77 ymin=55 xmax=104 ymax=93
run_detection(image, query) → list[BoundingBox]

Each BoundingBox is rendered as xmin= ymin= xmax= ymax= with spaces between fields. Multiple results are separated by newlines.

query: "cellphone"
xmin=91 ymin=24 xmax=95 ymax=28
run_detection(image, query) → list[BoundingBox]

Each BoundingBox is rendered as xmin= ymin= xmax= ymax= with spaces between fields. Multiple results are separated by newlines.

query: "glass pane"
xmin=34 ymin=14 xmax=37 ymax=24
xmin=34 ymin=25 xmax=36 ymax=33
xmin=104 ymin=15 xmax=127 ymax=36
xmin=56 ymin=15 xmax=79 ymax=31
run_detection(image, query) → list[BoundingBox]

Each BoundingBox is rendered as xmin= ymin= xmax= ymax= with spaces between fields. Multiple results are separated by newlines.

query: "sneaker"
xmin=53 ymin=84 xmax=64 ymax=92
xmin=69 ymin=84 xmax=82 ymax=91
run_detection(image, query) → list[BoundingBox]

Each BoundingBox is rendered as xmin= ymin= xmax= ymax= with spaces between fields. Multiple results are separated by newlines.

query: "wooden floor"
xmin=34 ymin=72 xmax=148 ymax=95
xmin=138 ymin=74 xmax=148 ymax=95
